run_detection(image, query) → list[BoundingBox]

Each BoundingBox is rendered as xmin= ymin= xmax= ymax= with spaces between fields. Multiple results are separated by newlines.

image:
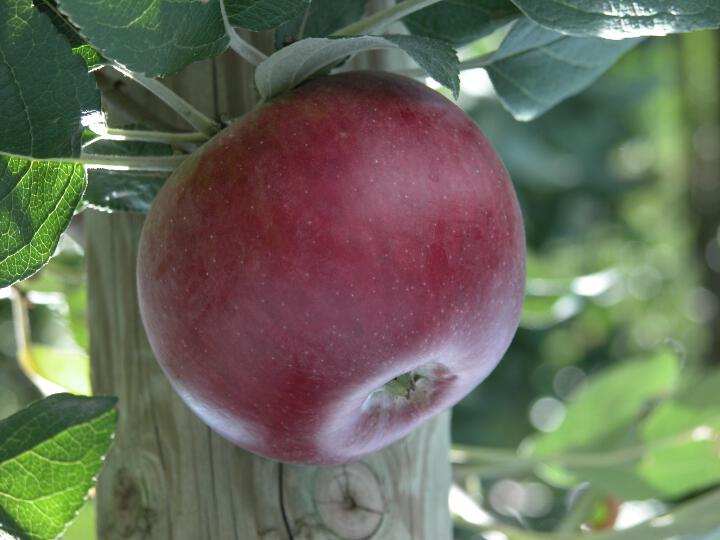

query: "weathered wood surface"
xmin=87 ymin=21 xmax=452 ymax=540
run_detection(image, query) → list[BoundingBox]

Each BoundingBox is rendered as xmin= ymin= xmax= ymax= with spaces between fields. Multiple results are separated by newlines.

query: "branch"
xmin=97 ymin=127 xmax=208 ymax=144
xmin=80 ymin=153 xmax=186 ymax=171
xmin=111 ymin=65 xmax=221 ymax=137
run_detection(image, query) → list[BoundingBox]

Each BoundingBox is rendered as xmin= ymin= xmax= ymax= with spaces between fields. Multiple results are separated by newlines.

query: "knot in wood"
xmin=314 ymin=463 xmax=384 ymax=540
xmin=111 ymin=466 xmax=156 ymax=538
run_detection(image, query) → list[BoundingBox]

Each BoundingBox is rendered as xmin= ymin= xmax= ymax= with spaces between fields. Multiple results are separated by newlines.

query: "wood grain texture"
xmin=87 ymin=22 xmax=452 ymax=540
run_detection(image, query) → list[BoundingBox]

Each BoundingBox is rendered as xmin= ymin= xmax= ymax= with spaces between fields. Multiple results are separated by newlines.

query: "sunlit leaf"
xmin=0 ymin=394 xmax=116 ymax=540
xmin=511 ymin=0 xmax=720 ymax=39
xmin=0 ymin=157 xmax=86 ymax=287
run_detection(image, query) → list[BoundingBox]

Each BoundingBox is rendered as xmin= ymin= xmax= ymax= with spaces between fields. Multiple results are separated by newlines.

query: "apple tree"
xmin=1 ymin=1 xmax=720 ymax=539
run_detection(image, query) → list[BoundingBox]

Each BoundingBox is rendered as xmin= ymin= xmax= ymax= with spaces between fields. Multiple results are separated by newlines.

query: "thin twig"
xmin=80 ymin=153 xmax=187 ymax=171
xmin=111 ymin=64 xmax=221 ymax=137
xmin=100 ymin=127 xmax=208 ymax=144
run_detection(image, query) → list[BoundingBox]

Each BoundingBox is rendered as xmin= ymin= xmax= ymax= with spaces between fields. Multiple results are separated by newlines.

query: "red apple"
xmin=137 ymin=71 xmax=525 ymax=464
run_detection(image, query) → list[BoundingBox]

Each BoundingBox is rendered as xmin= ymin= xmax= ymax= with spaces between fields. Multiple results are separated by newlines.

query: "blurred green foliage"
xmin=450 ymin=30 xmax=720 ymax=536
xmin=454 ymin=34 xmax=712 ymax=450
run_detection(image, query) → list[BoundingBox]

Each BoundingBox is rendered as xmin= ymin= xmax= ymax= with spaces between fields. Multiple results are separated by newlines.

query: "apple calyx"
xmin=384 ymin=371 xmax=423 ymax=399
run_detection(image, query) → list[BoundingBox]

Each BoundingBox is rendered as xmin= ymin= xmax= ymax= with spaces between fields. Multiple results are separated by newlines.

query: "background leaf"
xmin=527 ymin=354 xmax=720 ymax=499
xmin=58 ymin=0 xmax=228 ymax=77
xmin=256 ymin=35 xmax=459 ymax=99
xmin=82 ymin=138 xmax=171 ymax=213
xmin=0 ymin=0 xmax=99 ymax=159
xmin=402 ymin=0 xmax=519 ymax=47
xmin=24 ymin=345 xmax=91 ymax=396
xmin=0 ymin=394 xmax=116 ymax=540
xmin=0 ymin=158 xmax=86 ymax=288
xmin=226 ymin=0 xmax=311 ymax=32
xmin=531 ymin=349 xmax=680 ymax=456
xmin=275 ymin=0 xmax=368 ymax=49
xmin=635 ymin=370 xmax=720 ymax=497
xmin=510 ymin=0 xmax=720 ymax=39
xmin=486 ymin=18 xmax=641 ymax=120
xmin=642 ymin=371 xmax=720 ymax=439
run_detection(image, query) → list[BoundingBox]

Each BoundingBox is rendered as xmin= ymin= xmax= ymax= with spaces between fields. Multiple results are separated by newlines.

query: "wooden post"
xmin=87 ymin=24 xmax=452 ymax=540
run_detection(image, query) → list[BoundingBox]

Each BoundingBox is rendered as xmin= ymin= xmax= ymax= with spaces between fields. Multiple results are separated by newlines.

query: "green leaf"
xmin=275 ymin=0 xmax=368 ymax=48
xmin=638 ymin=440 xmax=720 ymax=498
xmin=635 ymin=369 xmax=720 ymax=498
xmin=402 ymin=0 xmax=519 ymax=47
xmin=256 ymin=35 xmax=459 ymax=99
xmin=34 ymin=0 xmax=84 ymax=48
xmin=82 ymin=138 xmax=170 ymax=213
xmin=486 ymin=18 xmax=641 ymax=121
xmin=0 ymin=0 xmax=99 ymax=159
xmin=642 ymin=370 xmax=720 ymax=439
xmin=72 ymin=44 xmax=104 ymax=70
xmin=33 ymin=2 xmax=106 ymax=70
xmin=0 ymin=394 xmax=117 ymax=540
xmin=383 ymin=35 xmax=460 ymax=96
xmin=510 ymin=0 xmax=720 ymax=39
xmin=58 ymin=0 xmax=228 ymax=77
xmin=532 ymin=360 xmax=720 ymax=500
xmin=226 ymin=0 xmax=311 ymax=31
xmin=531 ymin=350 xmax=680 ymax=456
xmin=0 ymin=157 xmax=86 ymax=288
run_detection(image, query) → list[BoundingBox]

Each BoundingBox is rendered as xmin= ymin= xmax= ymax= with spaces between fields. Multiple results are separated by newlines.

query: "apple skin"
xmin=137 ymin=71 xmax=525 ymax=465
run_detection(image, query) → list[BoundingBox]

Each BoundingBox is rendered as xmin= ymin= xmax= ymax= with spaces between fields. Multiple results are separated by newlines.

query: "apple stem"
xmin=219 ymin=0 xmax=268 ymax=66
xmin=110 ymin=65 xmax=222 ymax=138
xmin=332 ymin=0 xmax=444 ymax=37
